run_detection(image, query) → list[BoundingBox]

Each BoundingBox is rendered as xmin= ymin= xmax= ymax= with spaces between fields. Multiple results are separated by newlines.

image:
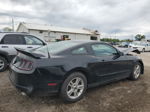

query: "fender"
xmin=63 ymin=67 xmax=93 ymax=84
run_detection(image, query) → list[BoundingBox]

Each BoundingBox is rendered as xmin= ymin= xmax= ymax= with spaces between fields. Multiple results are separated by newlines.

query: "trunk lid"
xmin=15 ymin=48 xmax=48 ymax=59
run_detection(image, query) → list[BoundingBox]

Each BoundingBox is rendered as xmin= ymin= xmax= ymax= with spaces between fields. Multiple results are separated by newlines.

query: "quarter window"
xmin=24 ymin=35 xmax=44 ymax=45
xmin=72 ymin=47 xmax=87 ymax=54
xmin=91 ymin=44 xmax=117 ymax=56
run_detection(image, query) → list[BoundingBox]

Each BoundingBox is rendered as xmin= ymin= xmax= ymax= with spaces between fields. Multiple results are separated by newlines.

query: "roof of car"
xmin=44 ymin=40 xmax=109 ymax=55
xmin=0 ymin=32 xmax=28 ymax=35
xmin=60 ymin=40 xmax=105 ymax=45
xmin=0 ymin=32 xmax=46 ymax=43
xmin=0 ymin=32 xmax=28 ymax=34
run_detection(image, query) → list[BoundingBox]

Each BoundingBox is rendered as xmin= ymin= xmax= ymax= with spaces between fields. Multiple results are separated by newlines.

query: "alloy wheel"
xmin=66 ymin=77 xmax=84 ymax=99
xmin=134 ymin=64 xmax=141 ymax=79
xmin=0 ymin=59 xmax=4 ymax=70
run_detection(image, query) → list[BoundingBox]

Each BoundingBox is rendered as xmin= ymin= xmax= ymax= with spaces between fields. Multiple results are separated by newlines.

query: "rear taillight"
xmin=14 ymin=58 xmax=33 ymax=71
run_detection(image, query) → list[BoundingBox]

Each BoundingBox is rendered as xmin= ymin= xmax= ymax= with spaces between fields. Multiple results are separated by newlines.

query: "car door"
xmin=0 ymin=34 xmax=26 ymax=56
xmin=24 ymin=35 xmax=45 ymax=50
xmin=90 ymin=43 xmax=130 ymax=83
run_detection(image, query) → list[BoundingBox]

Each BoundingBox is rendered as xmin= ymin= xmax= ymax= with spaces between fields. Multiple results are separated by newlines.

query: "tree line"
xmin=101 ymin=34 xmax=146 ymax=42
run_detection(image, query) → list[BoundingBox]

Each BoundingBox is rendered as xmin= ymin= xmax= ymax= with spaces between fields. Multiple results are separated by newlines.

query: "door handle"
xmin=27 ymin=47 xmax=33 ymax=48
xmin=102 ymin=59 xmax=105 ymax=62
xmin=1 ymin=46 xmax=8 ymax=48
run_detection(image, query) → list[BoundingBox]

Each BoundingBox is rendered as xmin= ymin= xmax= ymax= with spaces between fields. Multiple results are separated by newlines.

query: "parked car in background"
xmin=0 ymin=32 xmax=46 ymax=72
xmin=129 ymin=41 xmax=150 ymax=52
xmin=118 ymin=42 xmax=130 ymax=48
xmin=107 ymin=42 xmax=119 ymax=46
xmin=9 ymin=40 xmax=144 ymax=102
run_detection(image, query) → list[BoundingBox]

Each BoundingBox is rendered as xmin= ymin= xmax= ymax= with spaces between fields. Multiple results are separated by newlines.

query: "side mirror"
xmin=43 ymin=42 xmax=47 ymax=46
xmin=113 ymin=52 xmax=123 ymax=60
xmin=113 ymin=51 xmax=123 ymax=57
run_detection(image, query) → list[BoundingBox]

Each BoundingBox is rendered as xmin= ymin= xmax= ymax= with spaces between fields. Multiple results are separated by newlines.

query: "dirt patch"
xmin=0 ymin=53 xmax=150 ymax=112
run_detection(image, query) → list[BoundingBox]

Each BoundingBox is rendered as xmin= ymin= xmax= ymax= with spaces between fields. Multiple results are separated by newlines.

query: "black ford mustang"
xmin=9 ymin=40 xmax=144 ymax=102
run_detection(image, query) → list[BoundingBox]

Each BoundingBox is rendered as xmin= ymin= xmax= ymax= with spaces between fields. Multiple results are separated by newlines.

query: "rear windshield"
xmin=35 ymin=41 xmax=80 ymax=54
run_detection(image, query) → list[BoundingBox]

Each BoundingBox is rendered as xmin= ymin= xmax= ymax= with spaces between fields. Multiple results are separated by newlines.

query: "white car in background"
xmin=0 ymin=32 xmax=47 ymax=72
xmin=129 ymin=42 xmax=150 ymax=52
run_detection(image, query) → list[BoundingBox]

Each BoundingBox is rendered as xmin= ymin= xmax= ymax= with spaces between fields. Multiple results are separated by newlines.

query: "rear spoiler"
xmin=15 ymin=48 xmax=43 ymax=59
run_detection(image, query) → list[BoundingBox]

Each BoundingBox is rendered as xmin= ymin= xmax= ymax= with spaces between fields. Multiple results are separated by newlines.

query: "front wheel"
xmin=129 ymin=62 xmax=141 ymax=80
xmin=60 ymin=72 xmax=87 ymax=103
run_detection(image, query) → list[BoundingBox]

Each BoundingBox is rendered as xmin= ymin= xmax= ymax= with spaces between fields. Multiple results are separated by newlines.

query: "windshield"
xmin=34 ymin=41 xmax=80 ymax=54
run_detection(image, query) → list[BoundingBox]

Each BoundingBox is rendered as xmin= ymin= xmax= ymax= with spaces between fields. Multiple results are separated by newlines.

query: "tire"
xmin=60 ymin=72 xmax=87 ymax=103
xmin=129 ymin=62 xmax=141 ymax=80
xmin=0 ymin=56 xmax=7 ymax=72
xmin=0 ymin=56 xmax=8 ymax=72
xmin=142 ymin=48 xmax=145 ymax=52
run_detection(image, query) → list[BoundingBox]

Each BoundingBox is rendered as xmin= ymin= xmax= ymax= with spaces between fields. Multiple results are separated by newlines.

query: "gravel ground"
xmin=0 ymin=53 xmax=150 ymax=112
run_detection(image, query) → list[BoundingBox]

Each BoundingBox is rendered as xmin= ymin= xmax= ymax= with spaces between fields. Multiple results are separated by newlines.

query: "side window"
xmin=72 ymin=47 xmax=87 ymax=54
xmin=24 ymin=35 xmax=44 ymax=45
xmin=2 ymin=34 xmax=25 ymax=45
xmin=91 ymin=44 xmax=117 ymax=56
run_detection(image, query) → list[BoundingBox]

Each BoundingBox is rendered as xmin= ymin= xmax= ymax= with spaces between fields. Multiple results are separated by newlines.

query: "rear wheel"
xmin=0 ymin=56 xmax=7 ymax=72
xmin=60 ymin=72 xmax=87 ymax=103
xmin=129 ymin=62 xmax=141 ymax=80
xmin=142 ymin=48 xmax=145 ymax=52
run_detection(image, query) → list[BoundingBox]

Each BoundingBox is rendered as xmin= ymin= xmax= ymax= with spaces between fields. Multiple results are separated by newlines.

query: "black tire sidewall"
xmin=0 ymin=56 xmax=7 ymax=72
xmin=60 ymin=72 xmax=87 ymax=103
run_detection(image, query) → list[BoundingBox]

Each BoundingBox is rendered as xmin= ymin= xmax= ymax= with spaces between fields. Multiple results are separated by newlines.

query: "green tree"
xmin=135 ymin=34 xmax=146 ymax=41
xmin=121 ymin=39 xmax=133 ymax=42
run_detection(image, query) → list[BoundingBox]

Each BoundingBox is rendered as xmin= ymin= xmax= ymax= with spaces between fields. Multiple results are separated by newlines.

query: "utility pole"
xmin=12 ymin=18 xmax=14 ymax=32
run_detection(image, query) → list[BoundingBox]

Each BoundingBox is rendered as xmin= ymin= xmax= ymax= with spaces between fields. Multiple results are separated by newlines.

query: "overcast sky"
xmin=0 ymin=0 xmax=150 ymax=39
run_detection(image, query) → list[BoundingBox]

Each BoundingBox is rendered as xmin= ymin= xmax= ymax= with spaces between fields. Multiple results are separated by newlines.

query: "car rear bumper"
xmin=9 ymin=69 xmax=62 ymax=96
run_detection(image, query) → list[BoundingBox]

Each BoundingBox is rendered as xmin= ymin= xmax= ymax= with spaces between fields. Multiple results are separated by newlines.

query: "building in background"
xmin=16 ymin=22 xmax=100 ymax=42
